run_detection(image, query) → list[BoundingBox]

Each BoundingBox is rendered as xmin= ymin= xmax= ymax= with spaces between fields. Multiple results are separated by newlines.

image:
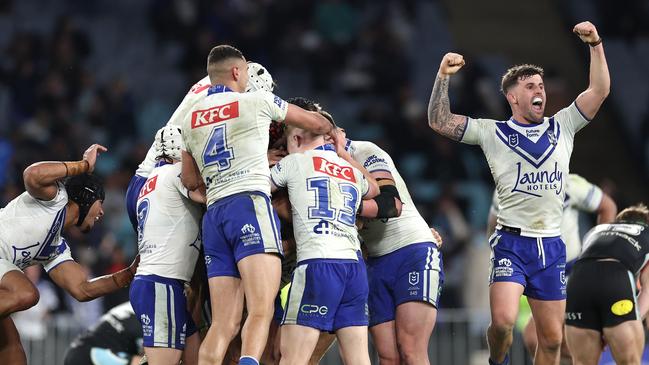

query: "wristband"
xmin=588 ymin=37 xmax=602 ymax=47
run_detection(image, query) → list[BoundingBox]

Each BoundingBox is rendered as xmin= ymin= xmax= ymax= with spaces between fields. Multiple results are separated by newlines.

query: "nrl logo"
xmin=508 ymin=134 xmax=519 ymax=147
xmin=408 ymin=272 xmax=420 ymax=286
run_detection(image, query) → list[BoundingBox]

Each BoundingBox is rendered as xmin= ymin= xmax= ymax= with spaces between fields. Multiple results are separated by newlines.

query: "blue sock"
xmin=488 ymin=353 xmax=509 ymax=365
xmin=239 ymin=356 xmax=259 ymax=365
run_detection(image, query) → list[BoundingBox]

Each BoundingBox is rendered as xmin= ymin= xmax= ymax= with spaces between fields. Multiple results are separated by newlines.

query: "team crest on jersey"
xmin=508 ymin=134 xmax=519 ymax=147
xmin=191 ymin=101 xmax=239 ymax=129
xmin=139 ymin=176 xmax=157 ymax=199
xmin=547 ymin=129 xmax=557 ymax=145
xmin=312 ymin=157 xmax=356 ymax=182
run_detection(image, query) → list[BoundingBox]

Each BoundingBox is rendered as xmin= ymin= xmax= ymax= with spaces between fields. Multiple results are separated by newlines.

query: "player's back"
xmin=349 ymin=140 xmax=436 ymax=257
xmin=0 ymin=185 xmax=68 ymax=268
xmin=273 ymin=146 xmax=367 ymax=263
xmin=136 ymin=162 xmax=203 ymax=282
xmin=183 ymin=87 xmax=288 ymax=206
xmin=579 ymin=223 xmax=649 ymax=275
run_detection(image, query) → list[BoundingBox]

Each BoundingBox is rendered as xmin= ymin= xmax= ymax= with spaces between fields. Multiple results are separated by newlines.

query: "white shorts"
xmin=0 ymin=258 xmax=20 ymax=281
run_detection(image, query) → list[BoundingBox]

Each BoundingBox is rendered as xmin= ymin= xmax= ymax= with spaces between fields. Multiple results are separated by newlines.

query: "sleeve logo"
xmin=191 ymin=101 xmax=239 ymax=129
xmin=312 ymin=157 xmax=356 ymax=182
xmin=138 ymin=175 xmax=158 ymax=199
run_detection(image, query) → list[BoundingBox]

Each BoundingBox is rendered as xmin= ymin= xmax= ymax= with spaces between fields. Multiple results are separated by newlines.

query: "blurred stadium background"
xmin=1 ymin=0 xmax=648 ymax=364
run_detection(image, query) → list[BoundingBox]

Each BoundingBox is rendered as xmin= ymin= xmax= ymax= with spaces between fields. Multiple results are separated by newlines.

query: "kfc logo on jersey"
xmin=191 ymin=101 xmax=239 ymax=128
xmin=139 ymin=176 xmax=157 ymax=199
xmin=312 ymin=157 xmax=356 ymax=182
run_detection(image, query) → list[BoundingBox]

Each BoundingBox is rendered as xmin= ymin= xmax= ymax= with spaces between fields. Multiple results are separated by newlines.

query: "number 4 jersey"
xmin=271 ymin=145 xmax=369 ymax=263
xmin=182 ymin=86 xmax=288 ymax=206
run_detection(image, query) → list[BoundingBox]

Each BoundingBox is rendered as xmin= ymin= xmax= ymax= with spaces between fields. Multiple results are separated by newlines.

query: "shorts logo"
xmin=408 ymin=272 xmax=420 ymax=286
xmin=204 ymin=255 xmax=212 ymax=266
xmin=191 ymin=101 xmax=239 ymax=129
xmin=240 ymin=224 xmax=261 ymax=246
xmin=140 ymin=314 xmax=153 ymax=337
xmin=565 ymin=312 xmax=582 ymax=320
xmin=498 ymin=258 xmax=512 ymax=267
xmin=611 ymin=299 xmax=634 ymax=316
xmin=300 ymin=304 xmax=328 ymax=316
xmin=508 ymin=134 xmax=519 ymax=147
xmin=560 ymin=270 xmax=566 ymax=285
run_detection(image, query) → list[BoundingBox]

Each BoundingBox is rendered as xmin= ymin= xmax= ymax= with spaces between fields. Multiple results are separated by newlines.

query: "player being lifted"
xmin=181 ymin=45 xmax=335 ymax=365
xmin=270 ymin=113 xmax=379 ymax=365
xmin=129 ymin=126 xmax=206 ymax=365
xmin=0 ymin=144 xmax=138 ymax=365
xmin=427 ymin=21 xmax=609 ymax=365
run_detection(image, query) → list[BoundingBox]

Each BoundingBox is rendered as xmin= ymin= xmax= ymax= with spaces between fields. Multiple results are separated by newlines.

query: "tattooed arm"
xmin=427 ymin=52 xmax=469 ymax=141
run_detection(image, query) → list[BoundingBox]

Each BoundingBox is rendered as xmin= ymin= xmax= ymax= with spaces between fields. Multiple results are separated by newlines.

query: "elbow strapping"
xmin=374 ymin=185 xmax=402 ymax=219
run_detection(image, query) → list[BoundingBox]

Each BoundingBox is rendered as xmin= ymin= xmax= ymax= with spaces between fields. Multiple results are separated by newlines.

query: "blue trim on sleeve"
xmin=270 ymin=174 xmax=283 ymax=189
xmin=459 ymin=116 xmax=469 ymax=141
xmin=573 ymin=101 xmax=592 ymax=122
xmin=45 ymin=259 xmax=73 ymax=273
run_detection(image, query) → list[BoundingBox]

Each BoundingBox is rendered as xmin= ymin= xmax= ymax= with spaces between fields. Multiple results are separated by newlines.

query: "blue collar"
xmin=155 ymin=160 xmax=172 ymax=168
xmin=509 ymin=117 xmax=543 ymax=128
xmin=344 ymin=139 xmax=352 ymax=151
xmin=207 ymin=85 xmax=234 ymax=95
xmin=314 ymin=144 xmax=336 ymax=152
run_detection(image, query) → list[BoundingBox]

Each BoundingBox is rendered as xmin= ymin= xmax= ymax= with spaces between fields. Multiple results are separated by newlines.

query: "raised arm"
xmin=573 ymin=21 xmax=610 ymax=120
xmin=23 ymin=144 xmax=107 ymax=200
xmin=427 ymin=53 xmax=469 ymax=141
xmin=284 ymin=105 xmax=337 ymax=144
xmin=48 ymin=256 xmax=139 ymax=302
xmin=596 ymin=192 xmax=617 ymax=224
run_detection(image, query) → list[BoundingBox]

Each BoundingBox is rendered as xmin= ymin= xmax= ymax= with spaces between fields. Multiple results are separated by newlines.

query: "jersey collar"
xmin=154 ymin=160 xmax=172 ymax=168
xmin=314 ymin=143 xmax=336 ymax=152
xmin=207 ymin=85 xmax=234 ymax=95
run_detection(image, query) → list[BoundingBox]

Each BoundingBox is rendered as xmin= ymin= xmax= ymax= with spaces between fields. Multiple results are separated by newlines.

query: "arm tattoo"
xmin=427 ymin=75 xmax=466 ymax=141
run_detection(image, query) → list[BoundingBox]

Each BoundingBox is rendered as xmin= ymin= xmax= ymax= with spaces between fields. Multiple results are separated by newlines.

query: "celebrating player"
xmin=270 ymin=113 xmax=379 ymax=365
xmin=180 ymin=45 xmax=335 ymax=365
xmin=427 ymin=21 xmax=610 ymax=365
xmin=565 ymin=204 xmax=649 ymax=365
xmin=0 ymin=144 xmax=138 ymax=365
xmin=129 ymin=126 xmax=205 ymax=365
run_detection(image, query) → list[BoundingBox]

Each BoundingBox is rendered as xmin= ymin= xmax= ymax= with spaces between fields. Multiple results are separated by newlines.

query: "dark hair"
xmin=207 ymin=45 xmax=244 ymax=68
xmin=286 ymin=97 xmax=319 ymax=112
xmin=615 ymin=203 xmax=649 ymax=225
xmin=500 ymin=64 xmax=544 ymax=94
xmin=64 ymin=174 xmax=105 ymax=227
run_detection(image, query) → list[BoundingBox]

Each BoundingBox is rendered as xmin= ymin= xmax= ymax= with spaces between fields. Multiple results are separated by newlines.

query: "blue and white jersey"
xmin=348 ymin=140 xmax=437 ymax=257
xmin=135 ymin=76 xmax=211 ymax=177
xmin=182 ymin=86 xmax=288 ymax=206
xmin=270 ymin=146 xmax=369 ymax=263
xmin=0 ymin=183 xmax=72 ymax=271
xmin=463 ymin=102 xmax=590 ymax=237
xmin=135 ymin=162 xmax=203 ymax=282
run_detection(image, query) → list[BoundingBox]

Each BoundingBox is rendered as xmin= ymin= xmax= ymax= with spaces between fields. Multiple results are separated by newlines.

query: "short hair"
xmin=615 ymin=203 xmax=649 ymax=225
xmin=286 ymin=97 xmax=320 ymax=112
xmin=207 ymin=45 xmax=244 ymax=67
xmin=500 ymin=64 xmax=544 ymax=94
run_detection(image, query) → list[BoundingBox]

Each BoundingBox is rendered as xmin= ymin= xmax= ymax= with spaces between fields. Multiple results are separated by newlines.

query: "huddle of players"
xmin=119 ymin=45 xmax=443 ymax=365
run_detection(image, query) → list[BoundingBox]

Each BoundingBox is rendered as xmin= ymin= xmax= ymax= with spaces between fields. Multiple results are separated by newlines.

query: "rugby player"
xmin=64 ymin=302 xmax=144 ymax=365
xmin=565 ymin=204 xmax=649 ymax=365
xmin=180 ymin=45 xmax=336 ymax=365
xmin=0 ymin=144 xmax=139 ymax=365
xmin=489 ymin=174 xmax=617 ymax=361
xmin=125 ymin=62 xmax=273 ymax=231
xmin=129 ymin=126 xmax=205 ymax=365
xmin=269 ymin=112 xmax=379 ymax=365
xmin=427 ymin=21 xmax=610 ymax=365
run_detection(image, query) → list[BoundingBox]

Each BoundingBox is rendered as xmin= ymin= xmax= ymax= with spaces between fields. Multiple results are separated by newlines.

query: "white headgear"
xmin=154 ymin=126 xmax=184 ymax=161
xmin=246 ymin=62 xmax=275 ymax=92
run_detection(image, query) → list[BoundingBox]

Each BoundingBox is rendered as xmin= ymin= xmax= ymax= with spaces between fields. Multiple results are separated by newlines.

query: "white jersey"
xmin=135 ymin=76 xmax=211 ymax=177
xmin=491 ymin=173 xmax=603 ymax=261
xmin=463 ymin=102 xmax=590 ymax=237
xmin=182 ymin=87 xmax=288 ymax=206
xmin=0 ymin=183 xmax=73 ymax=271
xmin=135 ymin=162 xmax=203 ymax=282
xmin=270 ymin=146 xmax=369 ymax=263
xmin=349 ymin=140 xmax=437 ymax=257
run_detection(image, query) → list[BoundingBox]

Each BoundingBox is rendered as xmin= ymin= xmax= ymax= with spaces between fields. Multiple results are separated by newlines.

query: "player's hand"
xmin=268 ymin=148 xmax=287 ymax=167
xmin=573 ymin=21 xmax=600 ymax=44
xmin=332 ymin=129 xmax=350 ymax=159
xmin=431 ymin=227 xmax=443 ymax=247
xmin=439 ymin=53 xmax=465 ymax=76
xmin=82 ymin=144 xmax=108 ymax=173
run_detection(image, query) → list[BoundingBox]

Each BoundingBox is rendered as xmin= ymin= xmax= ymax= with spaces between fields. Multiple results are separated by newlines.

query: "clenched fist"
xmin=439 ymin=52 xmax=465 ymax=76
xmin=573 ymin=21 xmax=600 ymax=44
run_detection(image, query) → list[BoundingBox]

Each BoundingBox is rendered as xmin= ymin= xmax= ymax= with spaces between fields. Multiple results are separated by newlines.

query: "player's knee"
xmin=537 ymin=331 xmax=562 ymax=353
xmin=489 ymin=320 xmax=514 ymax=337
xmin=396 ymin=334 xmax=426 ymax=364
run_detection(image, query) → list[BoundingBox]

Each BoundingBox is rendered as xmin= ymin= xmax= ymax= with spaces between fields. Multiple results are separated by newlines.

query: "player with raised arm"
xmin=427 ymin=21 xmax=609 ymax=365
xmin=488 ymin=174 xmax=617 ymax=361
xmin=270 ymin=115 xmax=379 ymax=365
xmin=125 ymin=62 xmax=274 ymax=231
xmin=181 ymin=45 xmax=335 ymax=365
xmin=0 ymin=144 xmax=139 ymax=365
xmin=129 ymin=126 xmax=206 ymax=365
xmin=565 ymin=204 xmax=649 ymax=365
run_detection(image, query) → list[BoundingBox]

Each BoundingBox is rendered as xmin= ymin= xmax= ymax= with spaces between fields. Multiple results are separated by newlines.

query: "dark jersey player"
xmin=565 ymin=203 xmax=649 ymax=365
